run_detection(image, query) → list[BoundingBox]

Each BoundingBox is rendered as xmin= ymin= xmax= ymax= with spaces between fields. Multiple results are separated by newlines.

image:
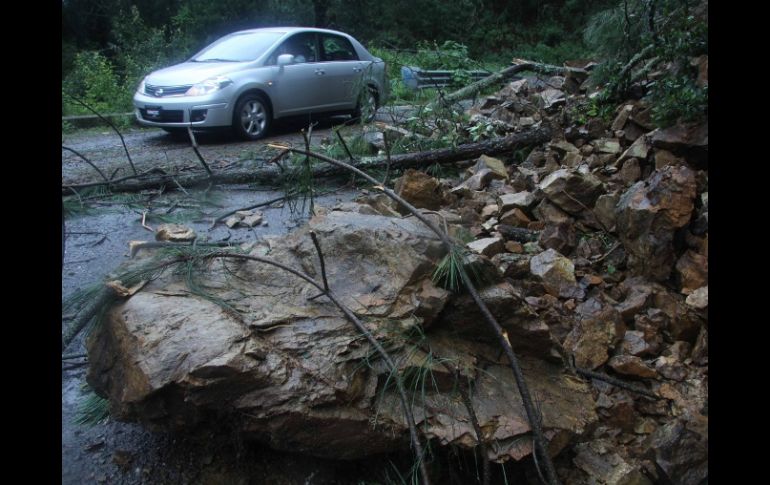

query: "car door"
xmin=268 ymin=32 xmax=328 ymax=117
xmin=316 ymin=33 xmax=367 ymax=110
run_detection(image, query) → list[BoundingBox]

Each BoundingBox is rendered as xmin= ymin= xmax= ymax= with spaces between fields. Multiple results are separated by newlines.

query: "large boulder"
xmin=87 ymin=205 xmax=597 ymax=462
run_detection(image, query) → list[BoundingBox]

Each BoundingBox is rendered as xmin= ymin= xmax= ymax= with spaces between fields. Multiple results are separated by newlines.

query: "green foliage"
xmin=583 ymin=0 xmax=708 ymax=128
xmin=431 ymin=246 xmax=467 ymax=293
xmin=369 ymin=43 xmax=501 ymax=104
xmin=650 ymin=75 xmax=708 ymax=127
xmin=74 ymin=389 xmax=110 ymax=426
xmin=62 ymin=51 xmax=126 ymax=115
xmin=568 ymin=96 xmax=616 ymax=126
xmin=584 ymin=0 xmax=649 ymax=61
xmin=511 ymin=39 xmax=593 ymax=66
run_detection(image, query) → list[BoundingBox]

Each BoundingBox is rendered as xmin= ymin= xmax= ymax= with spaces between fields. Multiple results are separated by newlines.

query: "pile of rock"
xmin=86 ymin=65 xmax=707 ymax=484
xmin=387 ymin=76 xmax=707 ymax=482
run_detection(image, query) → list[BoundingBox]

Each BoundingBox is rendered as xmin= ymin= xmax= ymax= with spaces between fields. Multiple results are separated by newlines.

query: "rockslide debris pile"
xmin=87 ymin=65 xmax=707 ymax=484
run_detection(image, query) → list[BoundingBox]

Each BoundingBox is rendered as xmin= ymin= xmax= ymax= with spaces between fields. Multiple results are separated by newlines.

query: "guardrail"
xmin=401 ymin=66 xmax=492 ymax=90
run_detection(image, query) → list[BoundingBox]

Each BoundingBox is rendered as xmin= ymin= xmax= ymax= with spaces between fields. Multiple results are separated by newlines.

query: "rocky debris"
xmin=551 ymin=140 xmax=579 ymax=156
xmin=650 ymin=122 xmax=708 ymax=154
xmin=83 ymin=67 xmax=709 ymax=481
xmin=413 ymin=279 xmax=451 ymax=327
xmin=472 ymin=154 xmax=508 ymax=180
xmin=594 ymin=193 xmax=620 ymax=231
xmin=530 ymin=249 xmax=582 ymax=299
xmin=492 ymin=252 xmax=531 ymax=278
xmin=653 ymin=356 xmax=687 ymax=381
xmin=564 ymin=295 xmax=625 ymax=369
xmin=617 ymin=158 xmax=642 ymax=185
xmin=536 ymin=88 xmax=566 ymax=110
xmin=438 ymin=282 xmax=562 ymax=360
xmin=498 ymin=191 xmax=536 ymax=212
xmin=533 ymin=198 xmax=573 ymax=225
xmin=690 ymin=328 xmax=708 ymax=366
xmin=619 ymin=135 xmax=650 ymax=162
xmin=467 ymin=236 xmax=504 ymax=258
xmin=616 ymin=165 xmax=697 ymax=281
xmin=481 ymin=217 xmax=499 ymax=232
xmin=607 ymin=355 xmax=658 ymax=379
xmin=480 ymin=203 xmax=498 ymax=219
xmin=155 ymin=223 xmax=196 ymax=242
xmin=394 ymin=169 xmax=446 ymax=212
xmin=621 ymin=330 xmax=655 ymax=357
xmin=573 ymin=439 xmax=653 ymax=485
xmin=505 ymin=240 xmax=524 ymax=253
xmin=611 ymin=105 xmax=634 ymax=132
xmin=594 ymin=138 xmax=622 ymax=155
xmin=499 ymin=207 xmax=531 ymax=227
xmin=538 ymin=223 xmax=577 ymax=255
xmin=221 ymin=209 xmax=265 ymax=228
xmin=685 ymin=285 xmax=708 ymax=310
xmin=450 ymin=74 xmax=707 ymax=483
xmin=643 ymin=416 xmax=708 ymax=485
xmin=457 ymin=166 xmax=504 ymax=192
xmin=675 ymin=250 xmax=708 ymax=294
xmin=539 ymin=169 xmax=604 ymax=215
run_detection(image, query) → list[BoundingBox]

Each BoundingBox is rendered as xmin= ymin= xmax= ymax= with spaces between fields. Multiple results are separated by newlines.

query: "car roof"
xmin=233 ymin=27 xmax=354 ymax=37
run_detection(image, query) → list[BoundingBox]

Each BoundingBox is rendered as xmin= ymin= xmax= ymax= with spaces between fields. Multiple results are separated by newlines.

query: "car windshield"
xmin=192 ymin=31 xmax=284 ymax=62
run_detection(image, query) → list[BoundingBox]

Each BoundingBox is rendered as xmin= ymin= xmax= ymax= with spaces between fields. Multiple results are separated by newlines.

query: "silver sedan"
xmin=133 ymin=27 xmax=388 ymax=140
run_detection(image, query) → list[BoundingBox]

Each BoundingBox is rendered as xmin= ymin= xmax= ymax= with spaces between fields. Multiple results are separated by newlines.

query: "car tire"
xmin=233 ymin=93 xmax=272 ymax=140
xmin=352 ymin=87 xmax=378 ymax=123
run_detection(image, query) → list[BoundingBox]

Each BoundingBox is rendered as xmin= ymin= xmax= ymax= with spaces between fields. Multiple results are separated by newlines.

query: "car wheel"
xmin=233 ymin=93 xmax=272 ymax=140
xmin=352 ymin=87 xmax=378 ymax=123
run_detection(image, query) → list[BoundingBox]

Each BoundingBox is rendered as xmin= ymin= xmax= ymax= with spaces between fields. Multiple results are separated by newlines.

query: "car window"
xmin=320 ymin=34 xmax=359 ymax=62
xmin=192 ymin=31 xmax=283 ymax=62
xmin=268 ymin=32 xmax=318 ymax=65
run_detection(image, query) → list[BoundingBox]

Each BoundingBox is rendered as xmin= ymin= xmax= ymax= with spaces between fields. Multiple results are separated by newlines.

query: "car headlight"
xmin=185 ymin=76 xmax=233 ymax=96
xmin=136 ymin=78 xmax=146 ymax=94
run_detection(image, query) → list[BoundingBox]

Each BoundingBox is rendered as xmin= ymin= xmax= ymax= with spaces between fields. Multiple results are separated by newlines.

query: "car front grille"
xmin=145 ymin=84 xmax=192 ymax=97
xmin=139 ymin=109 xmax=184 ymax=123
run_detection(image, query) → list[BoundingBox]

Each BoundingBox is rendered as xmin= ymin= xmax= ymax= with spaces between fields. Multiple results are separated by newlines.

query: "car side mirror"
xmin=277 ymin=54 xmax=294 ymax=66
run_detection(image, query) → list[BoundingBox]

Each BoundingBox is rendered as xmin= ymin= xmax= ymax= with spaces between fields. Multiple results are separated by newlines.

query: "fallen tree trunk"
xmin=329 ymin=125 xmax=552 ymax=174
xmin=62 ymin=167 xmax=282 ymax=194
xmin=441 ymin=60 xmax=588 ymax=105
xmin=62 ymin=126 xmax=551 ymax=193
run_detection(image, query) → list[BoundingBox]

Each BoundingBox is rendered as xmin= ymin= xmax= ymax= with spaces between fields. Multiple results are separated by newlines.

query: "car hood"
xmin=145 ymin=61 xmax=249 ymax=86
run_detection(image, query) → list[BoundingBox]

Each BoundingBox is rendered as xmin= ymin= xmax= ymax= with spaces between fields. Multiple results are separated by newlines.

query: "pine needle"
xmin=74 ymin=390 xmax=110 ymax=426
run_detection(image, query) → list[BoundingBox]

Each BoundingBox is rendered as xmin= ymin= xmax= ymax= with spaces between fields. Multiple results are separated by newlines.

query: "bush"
xmin=583 ymin=0 xmax=708 ymax=128
xmin=62 ymin=51 xmax=128 ymax=115
xmin=650 ymin=75 xmax=708 ymax=127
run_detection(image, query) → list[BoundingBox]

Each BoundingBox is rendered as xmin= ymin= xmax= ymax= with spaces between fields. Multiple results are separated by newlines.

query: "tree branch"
xmin=63 ymin=93 xmax=137 ymax=175
xmin=62 ymin=145 xmax=109 ymax=182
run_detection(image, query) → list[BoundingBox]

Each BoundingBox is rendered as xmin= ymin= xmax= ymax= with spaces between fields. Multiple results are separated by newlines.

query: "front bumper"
xmin=133 ymin=92 xmax=232 ymax=128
